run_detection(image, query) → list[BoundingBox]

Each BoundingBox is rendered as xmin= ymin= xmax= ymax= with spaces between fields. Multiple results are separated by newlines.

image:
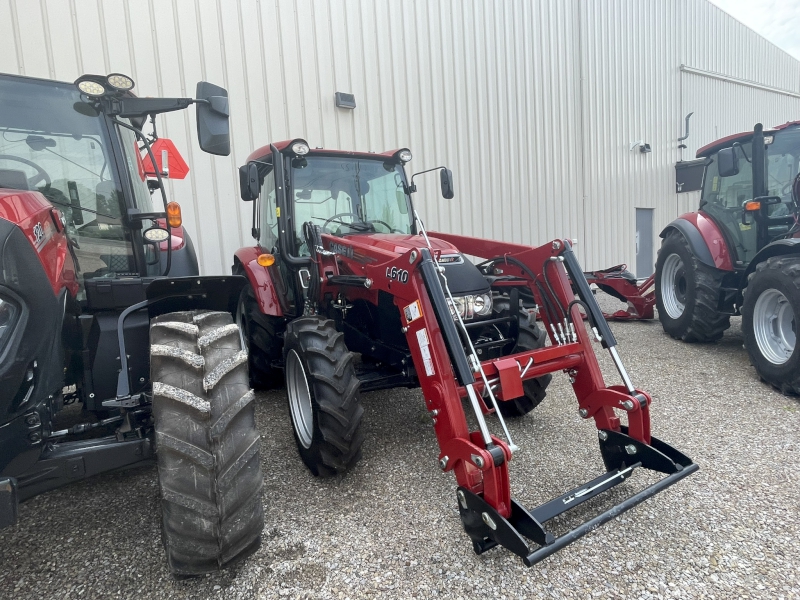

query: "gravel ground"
xmin=1 ymin=296 xmax=799 ymax=599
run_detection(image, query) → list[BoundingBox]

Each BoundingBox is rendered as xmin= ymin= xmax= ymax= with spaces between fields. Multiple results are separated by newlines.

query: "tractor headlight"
xmin=473 ymin=293 xmax=493 ymax=316
xmin=76 ymin=79 xmax=106 ymax=97
xmin=0 ymin=295 xmax=20 ymax=355
xmin=106 ymin=73 xmax=135 ymax=92
xmin=447 ymin=293 xmax=492 ymax=321
xmin=291 ymin=142 xmax=310 ymax=155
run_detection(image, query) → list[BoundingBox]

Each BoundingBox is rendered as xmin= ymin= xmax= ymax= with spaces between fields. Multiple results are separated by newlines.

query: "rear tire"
xmin=284 ymin=317 xmax=364 ymax=477
xmin=150 ymin=310 xmax=264 ymax=575
xmin=497 ymin=312 xmax=552 ymax=418
xmin=236 ymin=284 xmax=284 ymax=389
xmin=655 ymin=232 xmax=730 ymax=342
xmin=742 ymin=256 xmax=800 ymax=395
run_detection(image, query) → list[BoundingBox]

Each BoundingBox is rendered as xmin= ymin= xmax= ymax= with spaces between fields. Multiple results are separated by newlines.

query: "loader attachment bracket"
xmin=458 ymin=432 xmax=698 ymax=567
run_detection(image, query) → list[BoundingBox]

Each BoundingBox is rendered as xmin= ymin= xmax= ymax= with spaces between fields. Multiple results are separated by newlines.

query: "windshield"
xmin=0 ymin=74 xmax=137 ymax=286
xmin=290 ymin=156 xmax=413 ymax=253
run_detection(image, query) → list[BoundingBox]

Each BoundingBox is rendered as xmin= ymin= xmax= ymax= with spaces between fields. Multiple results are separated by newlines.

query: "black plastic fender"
xmin=743 ymin=238 xmax=800 ymax=280
xmin=659 ymin=219 xmax=715 ymax=268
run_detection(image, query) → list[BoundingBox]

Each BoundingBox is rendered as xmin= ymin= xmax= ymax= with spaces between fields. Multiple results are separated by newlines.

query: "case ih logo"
xmin=328 ymin=241 xmax=354 ymax=258
xmin=32 ymin=221 xmax=48 ymax=251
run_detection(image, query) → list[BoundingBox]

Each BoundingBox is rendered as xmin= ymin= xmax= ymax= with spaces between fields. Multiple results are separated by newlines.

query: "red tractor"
xmin=0 ymin=72 xmax=263 ymax=575
xmin=655 ymin=122 xmax=800 ymax=394
xmin=233 ymin=139 xmax=697 ymax=565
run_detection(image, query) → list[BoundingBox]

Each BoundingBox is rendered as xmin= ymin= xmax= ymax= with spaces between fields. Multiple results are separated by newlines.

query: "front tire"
xmin=742 ymin=256 xmax=800 ymax=395
xmin=150 ymin=310 xmax=264 ymax=575
xmin=236 ymin=284 xmax=284 ymax=389
xmin=497 ymin=312 xmax=553 ymax=418
xmin=284 ymin=317 xmax=364 ymax=477
xmin=655 ymin=232 xmax=730 ymax=342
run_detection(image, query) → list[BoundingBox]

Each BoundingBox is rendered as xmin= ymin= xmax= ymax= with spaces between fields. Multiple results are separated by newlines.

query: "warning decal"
xmin=416 ymin=328 xmax=435 ymax=377
xmin=403 ymin=300 xmax=423 ymax=324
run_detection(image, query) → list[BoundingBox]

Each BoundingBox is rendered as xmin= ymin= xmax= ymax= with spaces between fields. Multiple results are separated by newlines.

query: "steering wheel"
xmin=0 ymin=155 xmax=51 ymax=190
xmin=322 ymin=212 xmax=362 ymax=232
xmin=367 ymin=219 xmax=402 ymax=233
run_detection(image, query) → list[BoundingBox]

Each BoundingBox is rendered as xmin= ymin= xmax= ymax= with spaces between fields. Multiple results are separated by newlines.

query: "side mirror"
xmin=717 ymin=147 xmax=739 ymax=178
xmin=195 ymin=81 xmax=230 ymax=156
xmin=440 ymin=168 xmax=454 ymax=199
xmin=239 ymin=163 xmax=260 ymax=201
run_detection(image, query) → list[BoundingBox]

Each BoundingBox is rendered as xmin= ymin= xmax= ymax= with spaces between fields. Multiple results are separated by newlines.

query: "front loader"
xmin=234 ymin=140 xmax=697 ymax=565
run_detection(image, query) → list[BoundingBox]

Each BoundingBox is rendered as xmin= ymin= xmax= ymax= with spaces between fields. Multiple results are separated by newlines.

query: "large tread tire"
xmin=497 ymin=313 xmax=553 ymax=418
xmin=236 ymin=283 xmax=285 ymax=389
xmin=742 ymin=256 xmax=800 ymax=395
xmin=150 ymin=310 xmax=264 ymax=576
xmin=284 ymin=317 xmax=364 ymax=477
xmin=655 ymin=231 xmax=730 ymax=342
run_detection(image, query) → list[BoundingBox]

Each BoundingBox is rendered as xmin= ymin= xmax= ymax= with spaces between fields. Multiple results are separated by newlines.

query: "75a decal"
xmin=386 ymin=266 xmax=409 ymax=284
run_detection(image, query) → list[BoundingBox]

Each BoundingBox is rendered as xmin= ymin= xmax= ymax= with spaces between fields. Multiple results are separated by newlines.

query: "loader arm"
xmin=315 ymin=231 xmax=697 ymax=566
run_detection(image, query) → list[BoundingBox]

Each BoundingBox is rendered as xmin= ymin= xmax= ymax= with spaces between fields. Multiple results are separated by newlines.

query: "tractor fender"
xmin=743 ymin=239 xmax=800 ymax=280
xmin=659 ymin=214 xmax=734 ymax=271
xmin=233 ymin=247 xmax=284 ymax=317
xmin=158 ymin=225 xmax=200 ymax=277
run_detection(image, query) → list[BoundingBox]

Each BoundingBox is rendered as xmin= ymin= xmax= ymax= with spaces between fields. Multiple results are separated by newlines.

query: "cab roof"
xmin=245 ymin=139 xmax=407 ymax=164
xmin=696 ymin=121 xmax=800 ymax=158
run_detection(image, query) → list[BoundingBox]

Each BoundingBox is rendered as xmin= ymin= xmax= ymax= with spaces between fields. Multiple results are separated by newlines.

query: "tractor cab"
xmin=0 ymin=72 xmax=229 ymax=297
xmin=697 ymin=122 xmax=800 ymax=268
xmin=252 ymin=141 xmax=416 ymax=259
xmin=239 ymin=140 xmax=455 ymax=316
xmin=0 ymin=73 xmax=156 ymax=286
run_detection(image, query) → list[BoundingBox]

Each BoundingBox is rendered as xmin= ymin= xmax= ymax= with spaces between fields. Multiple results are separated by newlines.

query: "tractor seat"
xmin=0 ymin=169 xmax=29 ymax=191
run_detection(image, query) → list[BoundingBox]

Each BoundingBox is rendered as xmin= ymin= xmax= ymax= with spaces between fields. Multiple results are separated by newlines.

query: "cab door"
xmin=700 ymin=145 xmax=758 ymax=267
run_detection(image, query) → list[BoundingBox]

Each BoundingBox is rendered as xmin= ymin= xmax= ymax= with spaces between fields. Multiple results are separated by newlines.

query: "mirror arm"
xmin=113 ymin=117 xmax=172 ymax=276
xmin=410 ymin=166 xmax=448 ymax=188
xmin=732 ymin=142 xmax=751 ymax=163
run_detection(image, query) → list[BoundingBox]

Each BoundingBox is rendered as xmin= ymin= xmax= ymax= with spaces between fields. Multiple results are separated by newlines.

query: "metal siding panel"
xmin=3 ymin=0 xmax=800 ymax=277
xmin=42 ymin=0 xmax=79 ymax=78
xmin=0 ymin=1 xmax=22 ymax=74
xmin=12 ymin=0 xmax=50 ymax=76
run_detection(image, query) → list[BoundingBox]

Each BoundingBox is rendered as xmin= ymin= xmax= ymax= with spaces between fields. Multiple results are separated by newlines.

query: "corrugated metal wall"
xmin=1 ymin=0 xmax=799 ymax=274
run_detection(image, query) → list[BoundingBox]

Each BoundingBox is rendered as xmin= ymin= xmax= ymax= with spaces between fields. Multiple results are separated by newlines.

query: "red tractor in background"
xmin=233 ymin=139 xmax=697 ymax=566
xmin=657 ymin=122 xmax=800 ymax=392
xmin=0 ymin=72 xmax=263 ymax=575
xmin=587 ymin=122 xmax=800 ymax=395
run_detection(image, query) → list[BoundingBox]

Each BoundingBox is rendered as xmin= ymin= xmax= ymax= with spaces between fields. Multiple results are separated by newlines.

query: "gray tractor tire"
xmin=742 ymin=256 xmax=800 ymax=395
xmin=655 ymin=231 xmax=730 ymax=342
xmin=497 ymin=313 xmax=553 ymax=418
xmin=283 ymin=317 xmax=364 ymax=477
xmin=150 ymin=310 xmax=264 ymax=576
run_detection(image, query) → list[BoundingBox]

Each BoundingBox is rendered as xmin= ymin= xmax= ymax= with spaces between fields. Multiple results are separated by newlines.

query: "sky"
xmin=709 ymin=0 xmax=800 ymax=61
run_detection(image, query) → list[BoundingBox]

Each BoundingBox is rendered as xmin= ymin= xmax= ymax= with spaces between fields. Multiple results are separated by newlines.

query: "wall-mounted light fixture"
xmin=335 ymin=92 xmax=356 ymax=109
xmin=629 ymin=140 xmax=651 ymax=153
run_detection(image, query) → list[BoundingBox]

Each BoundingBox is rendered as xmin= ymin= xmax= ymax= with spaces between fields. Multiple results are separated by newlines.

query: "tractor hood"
xmin=340 ymin=233 xmax=490 ymax=296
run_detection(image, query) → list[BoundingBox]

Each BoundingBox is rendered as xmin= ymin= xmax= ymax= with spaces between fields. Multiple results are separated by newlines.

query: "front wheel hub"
xmin=661 ymin=254 xmax=687 ymax=319
xmin=753 ymin=288 xmax=796 ymax=365
xmin=286 ymin=349 xmax=314 ymax=449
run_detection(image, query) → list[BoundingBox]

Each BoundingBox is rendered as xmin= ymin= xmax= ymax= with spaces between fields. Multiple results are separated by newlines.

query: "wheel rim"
xmin=286 ymin=349 xmax=314 ymax=449
xmin=752 ymin=288 xmax=796 ymax=365
xmin=661 ymin=254 xmax=687 ymax=319
xmin=236 ymin=296 xmax=248 ymax=352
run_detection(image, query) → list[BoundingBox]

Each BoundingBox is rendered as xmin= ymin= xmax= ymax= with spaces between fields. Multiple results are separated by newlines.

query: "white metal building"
xmin=1 ymin=0 xmax=799 ymax=275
